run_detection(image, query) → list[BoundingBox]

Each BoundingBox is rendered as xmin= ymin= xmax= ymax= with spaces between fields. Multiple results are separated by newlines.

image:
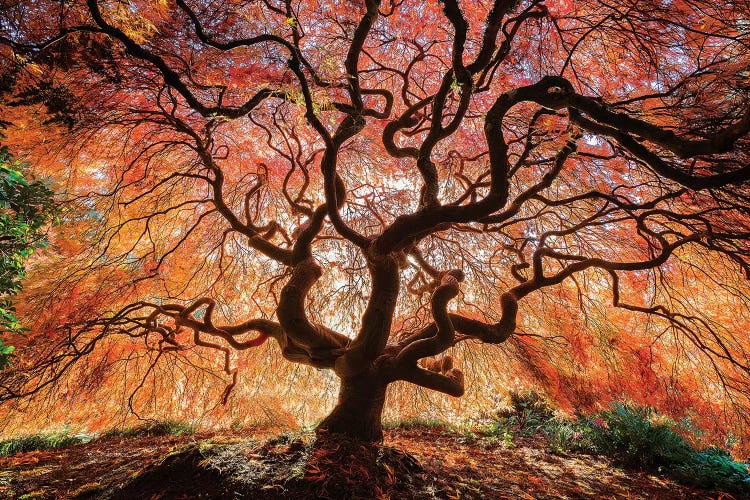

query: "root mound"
xmin=105 ymin=432 xmax=432 ymax=499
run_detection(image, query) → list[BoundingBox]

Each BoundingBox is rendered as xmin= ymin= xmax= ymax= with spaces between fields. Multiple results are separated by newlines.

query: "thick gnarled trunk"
xmin=317 ymin=375 xmax=388 ymax=442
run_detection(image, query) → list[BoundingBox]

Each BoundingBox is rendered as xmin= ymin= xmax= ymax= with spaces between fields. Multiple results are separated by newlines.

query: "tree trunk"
xmin=316 ymin=375 xmax=388 ymax=441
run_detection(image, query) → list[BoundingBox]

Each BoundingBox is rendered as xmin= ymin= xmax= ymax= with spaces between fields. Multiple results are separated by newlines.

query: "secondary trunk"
xmin=316 ymin=375 xmax=388 ymax=441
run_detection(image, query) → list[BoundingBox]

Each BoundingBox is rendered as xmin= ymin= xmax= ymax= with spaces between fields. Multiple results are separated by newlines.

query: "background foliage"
xmin=0 ymin=146 xmax=54 ymax=367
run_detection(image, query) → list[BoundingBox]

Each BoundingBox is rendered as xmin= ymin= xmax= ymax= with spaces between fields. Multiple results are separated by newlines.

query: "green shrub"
xmin=542 ymin=403 xmax=750 ymax=494
xmin=0 ymin=430 xmax=92 ymax=456
xmin=672 ymin=447 xmax=750 ymax=494
xmin=582 ymin=404 xmax=692 ymax=468
xmin=493 ymin=390 xmax=555 ymax=436
xmin=0 ymin=147 xmax=57 ymax=367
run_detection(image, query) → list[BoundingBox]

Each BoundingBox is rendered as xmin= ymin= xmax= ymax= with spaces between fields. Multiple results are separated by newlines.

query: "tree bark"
xmin=316 ymin=375 xmax=388 ymax=442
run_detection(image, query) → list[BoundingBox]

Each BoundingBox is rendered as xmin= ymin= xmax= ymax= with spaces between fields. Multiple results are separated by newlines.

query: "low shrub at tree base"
xmin=540 ymin=403 xmax=750 ymax=494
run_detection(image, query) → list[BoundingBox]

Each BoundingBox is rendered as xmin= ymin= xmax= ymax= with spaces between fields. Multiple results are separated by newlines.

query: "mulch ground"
xmin=0 ymin=426 xmax=738 ymax=499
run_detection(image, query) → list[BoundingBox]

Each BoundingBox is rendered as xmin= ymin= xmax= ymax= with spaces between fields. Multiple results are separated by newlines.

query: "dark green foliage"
xmin=577 ymin=404 xmax=692 ymax=468
xmin=0 ymin=430 xmax=92 ymax=456
xmin=542 ymin=402 xmax=750 ymax=494
xmin=0 ymin=147 xmax=55 ymax=367
xmin=671 ymin=447 xmax=750 ymax=493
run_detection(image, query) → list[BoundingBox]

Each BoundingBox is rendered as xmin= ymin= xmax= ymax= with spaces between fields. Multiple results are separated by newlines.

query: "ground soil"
xmin=0 ymin=426 xmax=739 ymax=499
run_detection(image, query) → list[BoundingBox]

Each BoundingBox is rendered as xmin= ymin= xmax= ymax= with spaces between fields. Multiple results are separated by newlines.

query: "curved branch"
xmin=396 ymin=270 xmax=463 ymax=365
xmin=85 ymin=0 xmax=285 ymax=119
xmin=568 ymin=93 xmax=750 ymax=159
xmin=400 ymin=365 xmax=465 ymax=397
xmin=277 ymin=258 xmax=350 ymax=357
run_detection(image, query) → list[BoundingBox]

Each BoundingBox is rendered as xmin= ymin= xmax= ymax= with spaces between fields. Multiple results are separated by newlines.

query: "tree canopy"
xmin=0 ymin=0 xmax=749 ymax=449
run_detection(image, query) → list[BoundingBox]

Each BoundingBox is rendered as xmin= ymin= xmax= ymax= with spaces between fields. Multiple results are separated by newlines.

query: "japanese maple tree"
xmin=1 ymin=0 xmax=749 ymax=443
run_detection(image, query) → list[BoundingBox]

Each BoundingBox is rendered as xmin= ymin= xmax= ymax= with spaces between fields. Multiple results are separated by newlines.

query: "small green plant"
xmin=478 ymin=419 xmax=515 ymax=447
xmin=106 ymin=419 xmax=196 ymax=438
xmin=479 ymin=420 xmax=509 ymax=437
xmin=500 ymin=428 xmax=514 ymax=448
xmin=457 ymin=429 xmax=478 ymax=444
xmin=0 ymin=429 xmax=92 ymax=456
xmin=544 ymin=419 xmax=578 ymax=454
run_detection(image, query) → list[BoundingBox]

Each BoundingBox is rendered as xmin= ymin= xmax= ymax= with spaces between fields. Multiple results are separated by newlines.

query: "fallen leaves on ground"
xmin=0 ymin=426 xmax=736 ymax=499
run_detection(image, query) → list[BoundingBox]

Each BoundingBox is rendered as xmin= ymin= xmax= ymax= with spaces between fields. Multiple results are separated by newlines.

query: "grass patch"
xmin=0 ymin=419 xmax=196 ymax=457
xmin=0 ymin=430 xmax=93 ymax=457
xmin=105 ymin=419 xmax=197 ymax=439
xmin=382 ymin=417 xmax=453 ymax=431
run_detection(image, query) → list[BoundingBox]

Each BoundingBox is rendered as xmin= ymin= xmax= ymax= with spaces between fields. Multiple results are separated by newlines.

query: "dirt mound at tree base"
xmin=108 ymin=433 xmax=432 ymax=499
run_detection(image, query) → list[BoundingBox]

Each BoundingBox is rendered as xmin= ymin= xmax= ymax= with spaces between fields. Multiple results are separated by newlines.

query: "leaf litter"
xmin=0 ymin=426 xmax=738 ymax=499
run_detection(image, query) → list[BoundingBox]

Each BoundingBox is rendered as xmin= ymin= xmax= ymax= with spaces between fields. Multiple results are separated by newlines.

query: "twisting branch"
xmin=277 ymin=258 xmax=351 ymax=364
xmin=392 ymin=270 xmax=466 ymax=396
xmin=396 ymin=270 xmax=463 ymax=364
